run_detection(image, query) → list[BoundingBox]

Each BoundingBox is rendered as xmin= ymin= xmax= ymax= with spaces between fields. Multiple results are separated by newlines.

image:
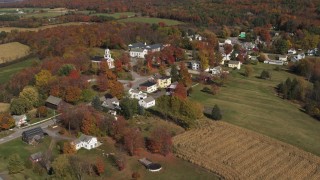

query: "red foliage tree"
xmin=173 ymin=82 xmax=187 ymax=99
xmin=147 ymin=127 xmax=172 ymax=156
xmin=95 ymin=158 xmax=105 ymax=176
xmin=64 ymin=86 xmax=82 ymax=104
xmin=123 ymin=128 xmax=144 ymax=156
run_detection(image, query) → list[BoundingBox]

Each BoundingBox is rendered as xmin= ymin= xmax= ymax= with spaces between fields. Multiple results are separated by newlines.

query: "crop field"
xmin=0 ymin=42 xmax=30 ymax=64
xmin=173 ymin=121 xmax=320 ymax=179
xmin=118 ymin=17 xmax=183 ymax=26
xmin=190 ymin=63 xmax=320 ymax=156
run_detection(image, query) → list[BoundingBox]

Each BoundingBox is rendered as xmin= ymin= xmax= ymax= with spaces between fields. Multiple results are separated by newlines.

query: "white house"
xmin=72 ymin=134 xmax=101 ymax=150
xmin=12 ymin=114 xmax=27 ymax=127
xmin=104 ymin=48 xmax=115 ymax=69
xmin=128 ymin=88 xmax=148 ymax=100
xmin=288 ymin=48 xmax=297 ymax=55
xmin=190 ymin=61 xmax=200 ymax=70
xmin=291 ymin=53 xmax=305 ymax=62
xmin=130 ymin=48 xmax=148 ymax=58
xmin=139 ymin=81 xmax=158 ymax=93
xmin=228 ymin=61 xmax=241 ymax=69
xmin=264 ymin=60 xmax=284 ymax=65
xmin=207 ymin=66 xmax=222 ymax=75
xmin=139 ymin=96 xmax=156 ymax=109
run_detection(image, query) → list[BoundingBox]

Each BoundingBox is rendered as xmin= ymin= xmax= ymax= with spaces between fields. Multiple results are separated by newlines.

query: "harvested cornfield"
xmin=0 ymin=42 xmax=30 ymax=64
xmin=173 ymin=121 xmax=320 ymax=180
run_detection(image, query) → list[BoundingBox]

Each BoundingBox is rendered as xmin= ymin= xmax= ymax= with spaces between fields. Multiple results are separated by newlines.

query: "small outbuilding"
xmin=22 ymin=127 xmax=44 ymax=144
xmin=45 ymin=95 xmax=62 ymax=110
xmin=30 ymin=152 xmax=43 ymax=163
xmin=139 ymin=158 xmax=162 ymax=172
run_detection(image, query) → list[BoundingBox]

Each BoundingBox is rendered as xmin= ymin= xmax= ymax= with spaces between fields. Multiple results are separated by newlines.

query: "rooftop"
xmin=140 ymin=81 xmax=157 ymax=87
xmin=143 ymin=96 xmax=155 ymax=103
xmin=46 ymin=95 xmax=62 ymax=106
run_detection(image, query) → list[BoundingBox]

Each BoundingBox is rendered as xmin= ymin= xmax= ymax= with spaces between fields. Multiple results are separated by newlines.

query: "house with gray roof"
xmin=139 ymin=96 xmax=155 ymax=109
xmin=45 ymin=95 xmax=62 ymax=110
xmin=22 ymin=127 xmax=44 ymax=144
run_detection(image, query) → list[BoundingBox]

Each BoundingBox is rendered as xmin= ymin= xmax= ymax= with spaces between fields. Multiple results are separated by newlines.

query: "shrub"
xmin=211 ymin=105 xmax=222 ymax=120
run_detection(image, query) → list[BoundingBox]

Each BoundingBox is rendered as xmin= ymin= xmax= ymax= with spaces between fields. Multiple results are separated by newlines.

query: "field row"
xmin=173 ymin=121 xmax=320 ymax=179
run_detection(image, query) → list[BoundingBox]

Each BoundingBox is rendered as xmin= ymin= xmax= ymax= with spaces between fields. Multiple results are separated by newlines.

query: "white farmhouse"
xmin=139 ymin=96 xmax=156 ymax=109
xmin=128 ymin=88 xmax=148 ymax=100
xmin=228 ymin=61 xmax=241 ymax=69
xmin=12 ymin=114 xmax=27 ymax=127
xmin=72 ymin=134 xmax=101 ymax=150
xmin=130 ymin=48 xmax=148 ymax=58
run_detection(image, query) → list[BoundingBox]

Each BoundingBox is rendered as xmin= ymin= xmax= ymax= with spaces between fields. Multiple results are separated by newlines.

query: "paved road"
xmin=0 ymin=118 xmax=57 ymax=145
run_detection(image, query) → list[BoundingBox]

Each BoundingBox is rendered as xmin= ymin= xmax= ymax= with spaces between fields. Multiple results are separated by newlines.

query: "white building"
xmin=128 ymin=88 xmax=148 ymax=100
xmin=190 ymin=61 xmax=200 ymax=70
xmin=278 ymin=55 xmax=288 ymax=61
xmin=12 ymin=114 xmax=27 ymax=127
xmin=291 ymin=53 xmax=305 ymax=62
xmin=104 ymin=48 xmax=115 ymax=69
xmin=72 ymin=134 xmax=101 ymax=150
xmin=139 ymin=81 xmax=158 ymax=93
xmin=288 ymin=48 xmax=297 ymax=55
xmin=264 ymin=60 xmax=284 ymax=65
xmin=130 ymin=48 xmax=148 ymax=58
xmin=228 ymin=61 xmax=241 ymax=69
xmin=207 ymin=66 xmax=222 ymax=75
xmin=139 ymin=96 xmax=156 ymax=109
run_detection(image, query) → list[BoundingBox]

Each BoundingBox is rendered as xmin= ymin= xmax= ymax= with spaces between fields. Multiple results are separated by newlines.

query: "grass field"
xmin=190 ymin=63 xmax=320 ymax=156
xmin=0 ymin=22 xmax=85 ymax=32
xmin=118 ymin=17 xmax=183 ymax=26
xmin=92 ymin=12 xmax=136 ymax=19
xmin=0 ymin=42 xmax=30 ymax=64
xmin=173 ymin=121 xmax=320 ymax=179
xmin=0 ymin=57 xmax=38 ymax=84
xmin=0 ymin=103 xmax=10 ymax=113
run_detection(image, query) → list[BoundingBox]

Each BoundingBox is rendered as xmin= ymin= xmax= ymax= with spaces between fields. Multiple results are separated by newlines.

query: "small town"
xmin=0 ymin=0 xmax=319 ymax=179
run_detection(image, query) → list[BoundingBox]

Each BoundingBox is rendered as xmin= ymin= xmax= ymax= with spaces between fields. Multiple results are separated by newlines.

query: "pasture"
xmin=92 ymin=12 xmax=136 ymax=19
xmin=0 ymin=22 xmax=85 ymax=32
xmin=118 ymin=17 xmax=183 ymax=26
xmin=190 ymin=63 xmax=320 ymax=156
xmin=0 ymin=57 xmax=38 ymax=84
xmin=0 ymin=42 xmax=30 ymax=64
xmin=173 ymin=121 xmax=320 ymax=179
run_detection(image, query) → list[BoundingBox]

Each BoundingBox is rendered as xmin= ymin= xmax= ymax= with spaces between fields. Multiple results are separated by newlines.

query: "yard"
xmin=118 ymin=17 xmax=183 ymax=26
xmin=190 ymin=63 xmax=320 ymax=156
xmin=0 ymin=42 xmax=30 ymax=65
xmin=0 ymin=57 xmax=38 ymax=84
xmin=0 ymin=22 xmax=85 ymax=32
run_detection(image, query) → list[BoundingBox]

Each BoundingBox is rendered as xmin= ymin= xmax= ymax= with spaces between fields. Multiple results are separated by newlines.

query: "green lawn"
xmin=91 ymin=12 xmax=136 ymax=19
xmin=118 ymin=17 xmax=183 ymax=26
xmin=0 ymin=57 xmax=38 ymax=84
xmin=190 ymin=63 xmax=320 ymax=156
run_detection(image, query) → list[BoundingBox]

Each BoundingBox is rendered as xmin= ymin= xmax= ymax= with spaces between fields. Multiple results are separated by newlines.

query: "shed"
xmin=45 ymin=95 xmax=62 ymax=110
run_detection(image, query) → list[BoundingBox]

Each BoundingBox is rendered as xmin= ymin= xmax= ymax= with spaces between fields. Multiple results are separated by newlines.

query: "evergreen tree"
xmin=138 ymin=105 xmax=145 ymax=115
xmin=8 ymin=154 xmax=24 ymax=174
xmin=170 ymin=64 xmax=179 ymax=82
xmin=211 ymin=104 xmax=222 ymax=120
xmin=91 ymin=96 xmax=102 ymax=111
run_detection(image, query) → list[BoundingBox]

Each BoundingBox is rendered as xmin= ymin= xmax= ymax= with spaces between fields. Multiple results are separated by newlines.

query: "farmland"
xmin=0 ymin=42 xmax=30 ymax=64
xmin=190 ymin=63 xmax=320 ymax=156
xmin=173 ymin=121 xmax=320 ymax=179
xmin=118 ymin=17 xmax=183 ymax=26
xmin=91 ymin=12 xmax=136 ymax=19
xmin=0 ymin=22 xmax=85 ymax=32
xmin=0 ymin=57 xmax=38 ymax=84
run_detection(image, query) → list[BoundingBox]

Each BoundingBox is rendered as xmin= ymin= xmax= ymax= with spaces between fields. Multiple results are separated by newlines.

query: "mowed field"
xmin=173 ymin=121 xmax=320 ymax=179
xmin=0 ymin=42 xmax=30 ymax=64
xmin=190 ymin=63 xmax=320 ymax=156
xmin=0 ymin=22 xmax=86 ymax=32
xmin=118 ymin=17 xmax=183 ymax=26
xmin=0 ymin=57 xmax=38 ymax=84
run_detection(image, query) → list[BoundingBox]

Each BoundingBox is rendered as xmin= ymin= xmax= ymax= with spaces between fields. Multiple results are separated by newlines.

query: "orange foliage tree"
xmin=63 ymin=142 xmax=76 ymax=154
xmin=173 ymin=82 xmax=187 ymax=99
xmin=147 ymin=127 xmax=172 ymax=156
xmin=0 ymin=113 xmax=15 ymax=130
xmin=95 ymin=158 xmax=105 ymax=176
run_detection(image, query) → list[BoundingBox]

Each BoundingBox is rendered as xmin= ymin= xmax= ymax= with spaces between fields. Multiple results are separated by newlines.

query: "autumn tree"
xmin=109 ymin=81 xmax=124 ymax=99
xmin=52 ymin=155 xmax=73 ymax=179
xmin=173 ymin=82 xmax=187 ymax=99
xmin=36 ymin=106 xmax=48 ymax=118
xmin=0 ymin=113 xmax=15 ymax=130
xmin=198 ymin=49 xmax=209 ymax=71
xmin=19 ymin=86 xmax=39 ymax=107
xmin=81 ymin=112 xmax=97 ymax=135
xmin=10 ymin=98 xmax=32 ymax=115
xmin=63 ymin=142 xmax=76 ymax=154
xmin=65 ymin=86 xmax=82 ymax=104
xmin=8 ymin=154 xmax=24 ymax=174
xmin=179 ymin=62 xmax=192 ymax=86
xmin=124 ymin=128 xmax=144 ymax=156
xmin=95 ymin=158 xmax=105 ymax=176
xmin=223 ymin=44 xmax=233 ymax=55
xmin=244 ymin=65 xmax=253 ymax=77
xmin=97 ymin=74 xmax=109 ymax=92
xmin=147 ymin=127 xmax=173 ymax=156
xmin=58 ymin=64 xmax=75 ymax=76
xmin=35 ymin=70 xmax=55 ymax=91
